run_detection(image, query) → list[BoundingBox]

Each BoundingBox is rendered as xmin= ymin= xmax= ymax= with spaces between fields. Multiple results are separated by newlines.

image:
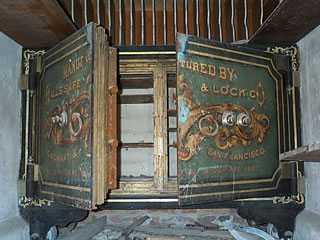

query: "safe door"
xmin=36 ymin=23 xmax=117 ymax=210
xmin=177 ymin=33 xmax=283 ymax=205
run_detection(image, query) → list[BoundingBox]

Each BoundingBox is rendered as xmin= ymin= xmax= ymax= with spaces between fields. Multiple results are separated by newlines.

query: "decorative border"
xmin=266 ymin=46 xmax=298 ymax=71
xmin=23 ymin=49 xmax=46 ymax=75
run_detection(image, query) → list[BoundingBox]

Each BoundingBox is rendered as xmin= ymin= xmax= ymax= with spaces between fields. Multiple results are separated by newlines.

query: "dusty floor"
xmin=91 ymin=224 xmax=235 ymax=240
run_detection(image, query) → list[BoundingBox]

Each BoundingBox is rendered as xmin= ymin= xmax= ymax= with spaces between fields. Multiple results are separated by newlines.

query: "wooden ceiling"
xmin=0 ymin=0 xmax=76 ymax=47
xmin=0 ymin=0 xmax=319 ymax=48
xmin=250 ymin=0 xmax=320 ymax=44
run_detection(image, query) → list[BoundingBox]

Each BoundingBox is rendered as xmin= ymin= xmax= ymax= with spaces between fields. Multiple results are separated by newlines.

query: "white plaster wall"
xmin=294 ymin=25 xmax=320 ymax=239
xmin=120 ymin=89 xmax=154 ymax=177
xmin=297 ymin=25 xmax=320 ymax=215
xmin=0 ymin=32 xmax=29 ymax=239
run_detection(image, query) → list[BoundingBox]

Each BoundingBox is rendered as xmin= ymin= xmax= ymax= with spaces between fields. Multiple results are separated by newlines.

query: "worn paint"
xmin=177 ymin=33 xmax=282 ymax=205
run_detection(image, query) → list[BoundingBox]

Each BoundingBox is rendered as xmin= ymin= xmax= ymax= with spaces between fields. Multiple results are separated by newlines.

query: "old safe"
xmin=21 ymin=23 xmax=302 ymax=212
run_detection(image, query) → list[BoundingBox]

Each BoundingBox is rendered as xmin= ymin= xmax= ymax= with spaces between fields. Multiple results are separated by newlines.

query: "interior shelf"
xmin=280 ymin=142 xmax=320 ymax=162
xmin=119 ymin=94 xmax=153 ymax=104
xmin=119 ymin=142 xmax=154 ymax=148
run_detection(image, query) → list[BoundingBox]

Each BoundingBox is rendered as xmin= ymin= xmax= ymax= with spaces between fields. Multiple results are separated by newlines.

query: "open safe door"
xmin=177 ymin=33 xmax=283 ymax=205
xmin=36 ymin=23 xmax=117 ymax=210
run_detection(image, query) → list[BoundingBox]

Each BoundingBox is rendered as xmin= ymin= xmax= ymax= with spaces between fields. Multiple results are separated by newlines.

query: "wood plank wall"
xmin=58 ymin=0 xmax=280 ymax=45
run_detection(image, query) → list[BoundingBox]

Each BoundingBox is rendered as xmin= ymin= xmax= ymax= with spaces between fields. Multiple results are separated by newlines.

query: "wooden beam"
xmin=250 ymin=0 xmax=320 ymax=44
xmin=58 ymin=216 xmax=106 ymax=240
xmin=153 ymin=64 xmax=168 ymax=190
xmin=0 ymin=0 xmax=76 ymax=47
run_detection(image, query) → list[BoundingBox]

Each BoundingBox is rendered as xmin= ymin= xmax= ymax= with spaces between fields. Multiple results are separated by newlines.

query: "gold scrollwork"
xmin=19 ymin=196 xmax=53 ymax=208
xmin=23 ymin=49 xmax=46 ymax=75
xmin=266 ymin=46 xmax=298 ymax=71
xmin=178 ymin=104 xmax=269 ymax=161
xmin=178 ymin=74 xmax=200 ymax=110
xmin=44 ymin=92 xmax=91 ymax=154
xmin=178 ymin=76 xmax=270 ymax=161
xmin=272 ymin=194 xmax=305 ymax=205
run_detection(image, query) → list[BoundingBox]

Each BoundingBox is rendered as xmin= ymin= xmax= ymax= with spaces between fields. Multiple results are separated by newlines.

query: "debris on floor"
xmin=56 ymin=215 xmax=293 ymax=240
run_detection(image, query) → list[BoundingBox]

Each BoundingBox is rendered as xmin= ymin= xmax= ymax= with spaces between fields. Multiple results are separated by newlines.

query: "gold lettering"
xmin=219 ymin=66 xmax=227 ymax=81
xmin=193 ymin=62 xmax=199 ymax=72
xmin=255 ymin=149 xmax=260 ymax=157
xmin=213 ymin=85 xmax=220 ymax=94
xmin=249 ymin=90 xmax=256 ymax=99
xmin=221 ymin=86 xmax=229 ymax=96
xmin=239 ymin=89 xmax=247 ymax=97
xmin=200 ymin=64 xmax=208 ymax=74
xmin=227 ymin=68 xmax=236 ymax=82
xmin=186 ymin=61 xmax=192 ymax=70
xmin=180 ymin=60 xmax=186 ymax=68
xmin=208 ymin=65 xmax=216 ymax=77
xmin=230 ymin=88 xmax=238 ymax=97
xmin=63 ymin=54 xmax=90 ymax=80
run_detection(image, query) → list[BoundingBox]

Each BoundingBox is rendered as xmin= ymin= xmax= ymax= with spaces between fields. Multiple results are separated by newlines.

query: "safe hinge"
xmin=274 ymin=54 xmax=288 ymax=73
xmin=33 ymin=164 xmax=39 ymax=181
xmin=292 ymin=71 xmax=301 ymax=87
xmin=20 ymin=74 xmax=28 ymax=90
xmin=298 ymin=173 xmax=306 ymax=195
xmin=35 ymin=56 xmax=42 ymax=73
xmin=17 ymin=180 xmax=26 ymax=196
xmin=280 ymin=161 xmax=294 ymax=179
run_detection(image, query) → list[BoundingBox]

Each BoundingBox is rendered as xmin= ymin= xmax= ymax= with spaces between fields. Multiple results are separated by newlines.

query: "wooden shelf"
xmin=119 ymin=77 xmax=153 ymax=89
xmin=119 ymin=142 xmax=154 ymax=148
xmin=168 ymin=128 xmax=177 ymax=132
xmin=279 ymin=142 xmax=320 ymax=162
xmin=168 ymin=109 xmax=177 ymax=117
xmin=119 ymin=94 xmax=153 ymax=104
xmin=118 ymin=76 xmax=176 ymax=89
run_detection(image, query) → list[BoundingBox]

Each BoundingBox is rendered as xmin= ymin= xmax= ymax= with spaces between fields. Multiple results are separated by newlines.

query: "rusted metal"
xmin=0 ymin=0 xmax=76 ymax=47
xmin=250 ymin=0 xmax=320 ymax=43
xmin=107 ymin=47 xmax=118 ymax=190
